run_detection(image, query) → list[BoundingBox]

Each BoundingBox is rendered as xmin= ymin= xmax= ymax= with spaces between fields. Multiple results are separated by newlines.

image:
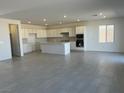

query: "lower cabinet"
xmin=23 ymin=43 xmax=37 ymax=54
xmin=23 ymin=44 xmax=32 ymax=54
xmin=70 ymin=42 xmax=76 ymax=50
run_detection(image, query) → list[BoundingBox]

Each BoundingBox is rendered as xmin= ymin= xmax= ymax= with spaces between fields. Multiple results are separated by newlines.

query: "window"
xmin=99 ymin=25 xmax=114 ymax=43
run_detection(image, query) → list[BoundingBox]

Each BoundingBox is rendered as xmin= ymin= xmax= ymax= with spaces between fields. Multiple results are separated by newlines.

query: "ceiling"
xmin=0 ymin=0 xmax=124 ymax=26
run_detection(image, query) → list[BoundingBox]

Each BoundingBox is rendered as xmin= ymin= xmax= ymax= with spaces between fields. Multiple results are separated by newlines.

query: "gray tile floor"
xmin=0 ymin=51 xmax=124 ymax=93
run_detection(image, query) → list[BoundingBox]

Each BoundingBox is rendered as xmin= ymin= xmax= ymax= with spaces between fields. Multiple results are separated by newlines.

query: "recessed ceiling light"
xmin=104 ymin=16 xmax=106 ymax=18
xmin=77 ymin=19 xmax=80 ymax=22
xmin=43 ymin=18 xmax=47 ymax=22
xmin=27 ymin=21 xmax=31 ymax=24
xmin=64 ymin=15 xmax=67 ymax=18
xmin=99 ymin=12 xmax=103 ymax=16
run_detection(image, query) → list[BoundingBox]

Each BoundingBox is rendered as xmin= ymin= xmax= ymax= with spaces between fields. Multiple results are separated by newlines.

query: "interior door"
xmin=9 ymin=24 xmax=21 ymax=57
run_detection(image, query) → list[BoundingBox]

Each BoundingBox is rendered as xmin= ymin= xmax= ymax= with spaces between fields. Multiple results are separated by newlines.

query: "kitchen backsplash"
xmin=22 ymin=38 xmax=47 ymax=44
xmin=47 ymin=37 xmax=76 ymax=42
xmin=22 ymin=37 xmax=75 ymax=44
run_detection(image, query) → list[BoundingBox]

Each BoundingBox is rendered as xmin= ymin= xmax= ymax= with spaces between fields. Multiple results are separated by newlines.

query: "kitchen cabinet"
xmin=69 ymin=28 xmax=75 ymax=37
xmin=47 ymin=27 xmax=76 ymax=38
xmin=51 ymin=30 xmax=57 ymax=37
xmin=76 ymin=26 xmax=85 ymax=34
xmin=23 ymin=43 xmax=33 ymax=53
xmin=47 ymin=29 xmax=53 ymax=37
xmin=41 ymin=29 xmax=47 ymax=38
xmin=21 ymin=29 xmax=25 ymax=38
xmin=60 ymin=28 xmax=75 ymax=37
xmin=27 ymin=29 xmax=35 ymax=34
xmin=47 ymin=29 xmax=61 ymax=37
xmin=39 ymin=29 xmax=47 ymax=38
xmin=21 ymin=29 xmax=28 ymax=38
xmin=54 ymin=29 xmax=62 ymax=37
xmin=37 ymin=29 xmax=42 ymax=38
xmin=23 ymin=43 xmax=37 ymax=54
xmin=21 ymin=28 xmax=47 ymax=39
xmin=70 ymin=42 xmax=76 ymax=50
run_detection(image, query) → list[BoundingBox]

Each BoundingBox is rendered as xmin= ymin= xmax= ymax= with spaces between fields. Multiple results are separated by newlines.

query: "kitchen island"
xmin=40 ymin=42 xmax=70 ymax=55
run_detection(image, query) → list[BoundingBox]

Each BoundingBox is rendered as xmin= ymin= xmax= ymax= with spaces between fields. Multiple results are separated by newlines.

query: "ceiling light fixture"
xmin=64 ymin=15 xmax=67 ymax=18
xmin=99 ymin=12 xmax=103 ymax=16
xmin=104 ymin=16 xmax=106 ymax=18
xmin=77 ymin=19 xmax=80 ymax=22
xmin=43 ymin=18 xmax=47 ymax=22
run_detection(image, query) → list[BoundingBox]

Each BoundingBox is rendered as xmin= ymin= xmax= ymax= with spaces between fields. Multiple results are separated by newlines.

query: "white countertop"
xmin=40 ymin=42 xmax=70 ymax=45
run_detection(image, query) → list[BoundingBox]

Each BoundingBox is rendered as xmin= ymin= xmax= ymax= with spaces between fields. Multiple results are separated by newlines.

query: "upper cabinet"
xmin=21 ymin=29 xmax=28 ymax=38
xmin=46 ymin=27 xmax=76 ymax=37
xmin=59 ymin=28 xmax=75 ymax=37
xmin=47 ymin=28 xmax=76 ymax=37
xmin=46 ymin=29 xmax=54 ymax=37
xmin=21 ymin=28 xmax=47 ymax=39
xmin=37 ymin=29 xmax=47 ymax=38
xmin=21 ymin=24 xmax=86 ymax=38
xmin=21 ymin=24 xmax=47 ymax=39
xmin=47 ymin=29 xmax=62 ymax=37
xmin=42 ymin=29 xmax=47 ymax=38
xmin=76 ymin=26 xmax=86 ymax=34
xmin=69 ymin=28 xmax=75 ymax=37
xmin=36 ymin=29 xmax=42 ymax=38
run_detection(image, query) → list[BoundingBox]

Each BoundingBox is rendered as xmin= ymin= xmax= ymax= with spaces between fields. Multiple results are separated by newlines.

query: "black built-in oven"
xmin=76 ymin=34 xmax=84 ymax=39
xmin=76 ymin=34 xmax=84 ymax=47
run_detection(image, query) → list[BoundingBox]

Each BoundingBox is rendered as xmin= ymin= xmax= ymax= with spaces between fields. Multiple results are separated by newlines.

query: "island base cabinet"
xmin=41 ymin=43 xmax=70 ymax=55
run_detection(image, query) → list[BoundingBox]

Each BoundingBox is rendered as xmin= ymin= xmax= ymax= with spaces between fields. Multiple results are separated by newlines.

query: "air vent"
xmin=92 ymin=14 xmax=98 ymax=17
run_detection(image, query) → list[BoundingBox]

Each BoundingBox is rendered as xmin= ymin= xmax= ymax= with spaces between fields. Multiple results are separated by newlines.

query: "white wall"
xmin=84 ymin=17 xmax=124 ymax=52
xmin=0 ymin=18 xmax=23 ymax=61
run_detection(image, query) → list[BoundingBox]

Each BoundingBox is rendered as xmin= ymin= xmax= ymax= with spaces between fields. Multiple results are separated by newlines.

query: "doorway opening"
xmin=9 ymin=24 xmax=21 ymax=57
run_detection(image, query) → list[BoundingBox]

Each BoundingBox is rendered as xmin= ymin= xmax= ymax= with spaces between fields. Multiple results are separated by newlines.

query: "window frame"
xmin=99 ymin=25 xmax=114 ymax=43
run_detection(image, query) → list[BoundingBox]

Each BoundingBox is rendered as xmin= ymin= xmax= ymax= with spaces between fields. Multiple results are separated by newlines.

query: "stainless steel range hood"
xmin=60 ymin=32 xmax=69 ymax=35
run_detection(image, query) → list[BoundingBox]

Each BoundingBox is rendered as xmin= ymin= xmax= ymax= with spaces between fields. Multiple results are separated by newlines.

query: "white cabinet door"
xmin=23 ymin=29 xmax=28 ymax=38
xmin=31 ymin=29 xmax=36 ymax=34
xmin=69 ymin=28 xmax=75 ymax=37
xmin=47 ymin=30 xmax=52 ymax=37
xmin=42 ymin=29 xmax=47 ymax=38
xmin=47 ymin=29 xmax=56 ymax=37
xmin=76 ymin=26 xmax=85 ymax=34
xmin=70 ymin=42 xmax=76 ymax=50
xmin=60 ymin=28 xmax=75 ymax=37
xmin=23 ymin=44 xmax=32 ymax=53
xmin=47 ymin=28 xmax=75 ymax=38
xmin=52 ymin=30 xmax=56 ymax=37
xmin=38 ymin=29 xmax=47 ymax=38
xmin=27 ymin=29 xmax=34 ymax=34
xmin=37 ymin=29 xmax=42 ymax=38
xmin=21 ymin=29 xmax=25 ymax=38
xmin=54 ymin=30 xmax=61 ymax=37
